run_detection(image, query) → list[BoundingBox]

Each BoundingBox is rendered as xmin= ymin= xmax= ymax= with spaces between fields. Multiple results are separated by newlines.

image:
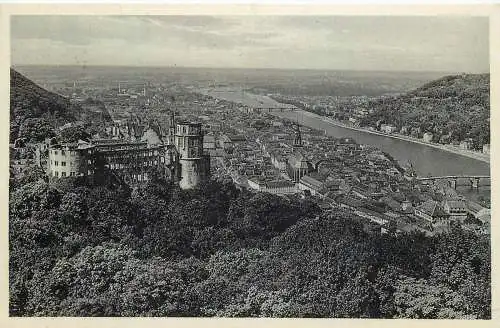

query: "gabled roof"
xmin=416 ymin=199 xmax=437 ymax=216
xmin=416 ymin=199 xmax=448 ymax=218
xmin=204 ymin=135 xmax=216 ymax=143
xmin=149 ymin=121 xmax=165 ymax=139
xmin=288 ymin=151 xmax=312 ymax=170
xmin=228 ymin=134 xmax=247 ymax=142
xmin=338 ymin=195 xmax=365 ymax=208
xmin=300 ymin=175 xmax=324 ymax=189
xmin=265 ymin=180 xmax=295 ymax=189
xmin=141 ymin=128 xmax=162 ymax=145
xmin=444 ymin=199 xmax=467 ymax=210
xmin=467 ymin=201 xmax=485 ymax=213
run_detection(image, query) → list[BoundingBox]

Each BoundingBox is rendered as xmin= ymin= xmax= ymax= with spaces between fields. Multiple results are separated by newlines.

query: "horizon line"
xmin=11 ymin=63 xmax=489 ymax=75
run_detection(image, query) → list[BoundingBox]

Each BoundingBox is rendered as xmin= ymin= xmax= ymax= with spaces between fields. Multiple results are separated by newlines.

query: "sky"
xmin=10 ymin=15 xmax=489 ymax=72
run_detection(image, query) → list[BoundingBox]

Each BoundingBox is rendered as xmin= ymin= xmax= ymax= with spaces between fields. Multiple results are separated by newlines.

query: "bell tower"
xmin=293 ymin=123 xmax=303 ymax=148
xmin=166 ymin=111 xmax=176 ymax=145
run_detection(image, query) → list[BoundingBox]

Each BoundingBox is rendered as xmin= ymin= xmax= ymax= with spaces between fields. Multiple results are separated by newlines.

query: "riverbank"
xmin=296 ymin=110 xmax=490 ymax=164
xmin=197 ymin=87 xmax=490 ymax=165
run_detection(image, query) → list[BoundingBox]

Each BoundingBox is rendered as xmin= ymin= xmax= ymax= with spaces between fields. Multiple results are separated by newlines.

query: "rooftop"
xmin=177 ymin=121 xmax=201 ymax=126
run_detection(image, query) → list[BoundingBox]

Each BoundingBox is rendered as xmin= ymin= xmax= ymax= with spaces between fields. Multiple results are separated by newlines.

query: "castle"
xmin=46 ymin=114 xmax=210 ymax=189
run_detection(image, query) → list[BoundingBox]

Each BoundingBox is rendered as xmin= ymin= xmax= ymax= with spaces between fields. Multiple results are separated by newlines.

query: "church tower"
xmin=166 ymin=111 xmax=176 ymax=145
xmin=293 ymin=123 xmax=303 ymax=149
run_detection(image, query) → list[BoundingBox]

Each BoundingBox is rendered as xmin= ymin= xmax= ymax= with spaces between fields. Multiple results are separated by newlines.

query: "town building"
xmin=203 ymin=135 xmax=217 ymax=150
xmin=414 ymin=199 xmax=449 ymax=224
xmin=466 ymin=201 xmax=490 ymax=222
xmin=381 ymin=124 xmax=397 ymax=134
xmin=400 ymin=126 xmax=410 ymax=134
xmin=443 ymin=199 xmax=468 ymax=221
xmin=423 ymin=132 xmax=433 ymax=143
xmin=460 ymin=138 xmax=474 ymax=150
xmin=247 ymin=178 xmax=297 ymax=195
xmin=298 ymin=175 xmax=325 ymax=196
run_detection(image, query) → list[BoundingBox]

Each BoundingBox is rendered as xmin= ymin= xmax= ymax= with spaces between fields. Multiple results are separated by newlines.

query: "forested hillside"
xmin=9 ymin=171 xmax=490 ymax=318
xmin=10 ymin=68 xmax=112 ymax=143
xmin=10 ymin=68 xmax=79 ymax=142
xmin=360 ymin=74 xmax=490 ymax=149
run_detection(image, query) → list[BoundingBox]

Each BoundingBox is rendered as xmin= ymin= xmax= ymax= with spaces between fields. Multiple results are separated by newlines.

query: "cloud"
xmin=10 ymin=15 xmax=489 ymax=72
xmin=11 ymin=16 xmax=278 ymax=50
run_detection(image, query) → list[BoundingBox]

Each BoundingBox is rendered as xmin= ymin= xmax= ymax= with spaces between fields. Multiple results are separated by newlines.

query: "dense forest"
xmin=360 ymin=74 xmax=490 ymax=149
xmin=9 ymin=169 xmax=490 ymax=318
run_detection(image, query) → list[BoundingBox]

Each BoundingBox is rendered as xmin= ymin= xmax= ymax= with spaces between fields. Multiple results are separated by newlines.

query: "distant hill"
xmin=360 ymin=74 xmax=490 ymax=150
xmin=10 ymin=68 xmax=112 ymax=142
xmin=409 ymin=74 xmax=489 ymax=104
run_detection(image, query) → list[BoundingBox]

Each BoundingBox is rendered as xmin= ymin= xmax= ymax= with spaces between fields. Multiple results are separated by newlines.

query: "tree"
xmin=8 ymin=173 xmax=490 ymax=318
xmin=18 ymin=118 xmax=55 ymax=143
xmin=393 ymin=277 xmax=475 ymax=319
xmin=25 ymin=243 xmax=136 ymax=316
xmin=59 ymin=125 xmax=91 ymax=143
xmin=335 ymin=270 xmax=380 ymax=318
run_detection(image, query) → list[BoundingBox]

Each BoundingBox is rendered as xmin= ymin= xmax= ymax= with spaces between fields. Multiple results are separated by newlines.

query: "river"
xmin=273 ymin=110 xmax=490 ymax=177
xmin=199 ymin=88 xmax=491 ymax=201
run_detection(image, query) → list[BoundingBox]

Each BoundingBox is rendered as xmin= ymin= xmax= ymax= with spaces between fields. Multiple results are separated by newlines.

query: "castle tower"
xmin=48 ymin=143 xmax=94 ymax=178
xmin=175 ymin=121 xmax=210 ymax=189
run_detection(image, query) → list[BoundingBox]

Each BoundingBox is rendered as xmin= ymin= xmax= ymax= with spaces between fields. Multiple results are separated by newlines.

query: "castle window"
xmin=55 ymin=161 xmax=59 ymax=166
xmin=70 ymin=172 xmax=75 ymax=176
xmin=61 ymin=150 xmax=66 ymax=156
xmin=61 ymin=162 xmax=66 ymax=166
xmin=55 ymin=171 xmax=59 ymax=177
xmin=54 ymin=151 xmax=58 ymax=155
xmin=61 ymin=172 xmax=67 ymax=177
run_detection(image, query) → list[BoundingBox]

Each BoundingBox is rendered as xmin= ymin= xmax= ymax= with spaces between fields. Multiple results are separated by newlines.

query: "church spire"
xmin=167 ymin=110 xmax=176 ymax=145
xmin=170 ymin=111 xmax=176 ymax=128
xmin=293 ymin=123 xmax=303 ymax=148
